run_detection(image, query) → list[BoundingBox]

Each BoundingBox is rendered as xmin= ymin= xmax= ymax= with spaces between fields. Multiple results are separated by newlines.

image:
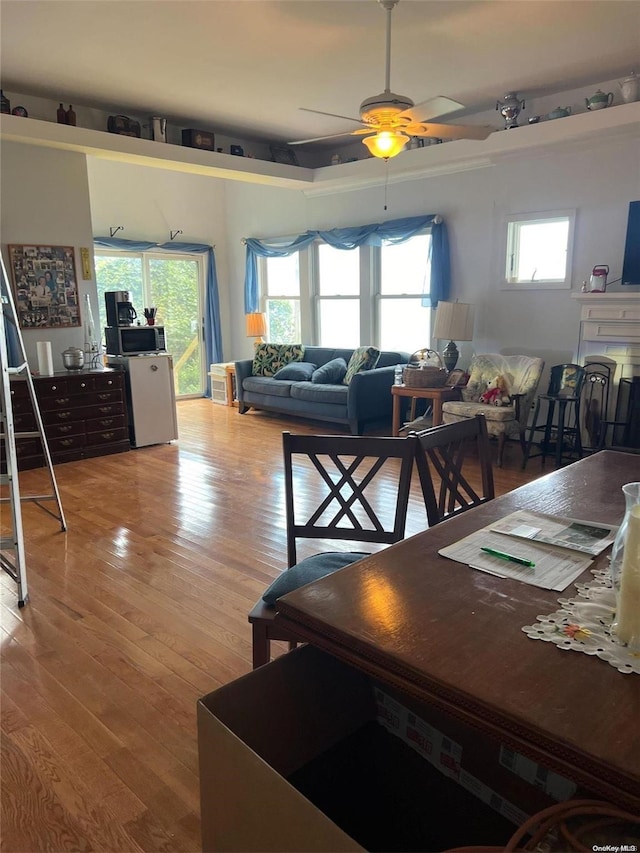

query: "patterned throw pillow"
xmin=343 ymin=346 xmax=381 ymax=385
xmin=252 ymin=343 xmax=305 ymax=377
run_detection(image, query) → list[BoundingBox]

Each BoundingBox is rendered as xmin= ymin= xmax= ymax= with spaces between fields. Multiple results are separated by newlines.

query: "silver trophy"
xmin=496 ymin=92 xmax=525 ymax=129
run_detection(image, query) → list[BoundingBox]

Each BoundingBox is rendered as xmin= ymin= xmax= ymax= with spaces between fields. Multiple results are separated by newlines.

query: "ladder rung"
xmin=0 ymin=431 xmax=41 ymax=439
xmin=7 ymin=363 xmax=29 ymax=375
xmin=0 ymin=537 xmax=17 ymax=550
xmin=0 ymin=494 xmax=58 ymax=503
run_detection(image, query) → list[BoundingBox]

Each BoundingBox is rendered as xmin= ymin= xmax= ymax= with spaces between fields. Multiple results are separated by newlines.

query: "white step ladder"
xmin=0 ymin=254 xmax=66 ymax=607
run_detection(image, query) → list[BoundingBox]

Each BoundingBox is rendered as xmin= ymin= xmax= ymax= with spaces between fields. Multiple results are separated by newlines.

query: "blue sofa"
xmin=235 ymin=347 xmax=410 ymax=435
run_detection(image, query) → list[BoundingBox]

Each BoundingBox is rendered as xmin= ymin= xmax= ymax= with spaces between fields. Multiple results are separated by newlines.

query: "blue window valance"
xmin=94 ymin=237 xmax=222 ymax=396
xmin=243 ymin=214 xmax=450 ymax=313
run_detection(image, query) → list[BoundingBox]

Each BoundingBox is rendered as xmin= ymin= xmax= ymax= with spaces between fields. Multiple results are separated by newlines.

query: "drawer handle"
xmin=151 ymin=364 xmax=158 ymax=372
xmin=55 ymin=397 xmax=71 ymax=405
xmin=59 ymin=425 xmax=73 ymax=433
xmin=100 ymin=431 xmax=115 ymax=440
xmin=97 ymin=393 xmax=110 ymax=400
xmin=98 ymin=406 xmax=112 ymax=413
xmin=51 ymin=385 xmax=57 ymax=391
xmin=60 ymin=439 xmax=73 ymax=447
xmin=57 ymin=412 xmax=71 ymax=420
xmin=107 ymin=380 xmax=113 ymax=386
xmin=81 ymin=382 xmax=86 ymax=389
xmin=99 ymin=418 xmax=114 ymax=427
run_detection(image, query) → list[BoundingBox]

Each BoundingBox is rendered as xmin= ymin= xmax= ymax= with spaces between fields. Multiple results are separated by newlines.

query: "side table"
xmin=391 ymin=384 xmax=461 ymax=436
xmin=224 ymin=364 xmax=237 ymax=408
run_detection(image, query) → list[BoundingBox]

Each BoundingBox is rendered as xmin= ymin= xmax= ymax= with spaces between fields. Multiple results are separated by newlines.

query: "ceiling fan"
xmin=288 ymin=0 xmax=493 ymax=159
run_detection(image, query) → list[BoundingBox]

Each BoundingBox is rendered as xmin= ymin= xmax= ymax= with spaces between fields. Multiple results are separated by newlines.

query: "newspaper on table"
xmin=490 ymin=510 xmax=617 ymax=556
xmin=438 ymin=510 xmax=618 ymax=592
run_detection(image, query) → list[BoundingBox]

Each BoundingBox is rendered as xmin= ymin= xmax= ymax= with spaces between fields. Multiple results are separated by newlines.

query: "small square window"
xmin=503 ymin=210 xmax=575 ymax=289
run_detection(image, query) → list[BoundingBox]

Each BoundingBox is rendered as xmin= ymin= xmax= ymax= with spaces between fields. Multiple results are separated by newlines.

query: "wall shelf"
xmin=2 ymin=102 xmax=639 ymax=193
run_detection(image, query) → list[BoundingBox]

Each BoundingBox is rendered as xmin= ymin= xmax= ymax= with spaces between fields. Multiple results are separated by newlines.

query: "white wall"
xmin=0 ymin=142 xmax=96 ymax=372
xmin=223 ymin=132 xmax=640 ymax=377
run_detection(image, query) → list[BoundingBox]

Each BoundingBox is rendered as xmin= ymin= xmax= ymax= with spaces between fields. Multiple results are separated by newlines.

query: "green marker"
xmin=480 ymin=547 xmax=535 ymax=568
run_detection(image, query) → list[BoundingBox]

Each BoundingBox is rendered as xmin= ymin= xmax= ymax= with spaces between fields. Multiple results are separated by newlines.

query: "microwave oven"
xmin=105 ymin=325 xmax=167 ymax=356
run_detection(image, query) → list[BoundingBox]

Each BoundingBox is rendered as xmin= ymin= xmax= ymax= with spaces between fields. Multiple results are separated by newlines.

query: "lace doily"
xmin=522 ymin=567 xmax=640 ymax=675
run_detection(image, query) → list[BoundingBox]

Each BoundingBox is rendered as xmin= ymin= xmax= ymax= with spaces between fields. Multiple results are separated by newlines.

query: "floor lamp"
xmin=433 ymin=301 xmax=475 ymax=371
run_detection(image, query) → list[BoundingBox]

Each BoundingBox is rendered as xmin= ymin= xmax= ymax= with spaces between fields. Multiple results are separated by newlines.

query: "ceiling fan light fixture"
xmin=362 ymin=129 xmax=409 ymax=159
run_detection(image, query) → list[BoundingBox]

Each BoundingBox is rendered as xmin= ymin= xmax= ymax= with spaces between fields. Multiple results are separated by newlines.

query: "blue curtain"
xmin=94 ymin=237 xmax=222 ymax=396
xmin=243 ymin=214 xmax=449 ymax=312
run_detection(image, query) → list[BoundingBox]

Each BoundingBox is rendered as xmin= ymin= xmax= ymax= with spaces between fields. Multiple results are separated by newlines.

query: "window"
xmin=94 ymin=250 xmax=205 ymax=397
xmin=262 ymin=254 xmax=301 ymax=343
xmin=379 ymin=234 xmax=431 ymax=351
xmin=316 ymin=244 xmax=360 ymax=348
xmin=504 ymin=211 xmax=575 ymax=289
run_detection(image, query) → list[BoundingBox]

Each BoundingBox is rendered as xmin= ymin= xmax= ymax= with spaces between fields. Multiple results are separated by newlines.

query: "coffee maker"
xmin=105 ymin=290 xmax=137 ymax=327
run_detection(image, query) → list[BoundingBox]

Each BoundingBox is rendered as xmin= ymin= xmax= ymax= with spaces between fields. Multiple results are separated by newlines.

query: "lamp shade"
xmin=245 ymin=312 xmax=267 ymax=338
xmin=362 ymin=130 xmax=410 ymax=160
xmin=433 ymin=301 xmax=475 ymax=342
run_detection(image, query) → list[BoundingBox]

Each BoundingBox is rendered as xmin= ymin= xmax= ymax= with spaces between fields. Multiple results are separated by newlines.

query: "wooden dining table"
xmin=274 ymin=450 xmax=640 ymax=813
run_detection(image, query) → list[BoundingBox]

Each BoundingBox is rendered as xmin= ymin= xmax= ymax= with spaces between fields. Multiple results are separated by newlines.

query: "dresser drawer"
xmin=34 ymin=378 xmax=70 ymax=397
xmin=85 ymin=401 xmax=125 ymax=419
xmin=13 ymin=411 xmax=37 ymax=431
xmin=49 ymin=434 xmax=85 ymax=453
xmin=86 ymin=413 xmax=126 ymax=432
xmin=44 ymin=420 xmax=85 ymax=439
xmin=85 ymin=426 xmax=129 ymax=447
xmin=42 ymin=408 xmax=79 ymax=425
xmin=83 ymin=389 xmax=123 ymax=406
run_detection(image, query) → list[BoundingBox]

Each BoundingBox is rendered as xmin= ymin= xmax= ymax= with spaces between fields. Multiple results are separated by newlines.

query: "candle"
xmin=36 ymin=341 xmax=54 ymax=376
xmin=616 ymin=504 xmax=640 ymax=647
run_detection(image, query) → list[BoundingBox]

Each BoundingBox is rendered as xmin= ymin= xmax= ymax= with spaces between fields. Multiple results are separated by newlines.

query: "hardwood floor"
xmin=1 ymin=400 xmax=546 ymax=852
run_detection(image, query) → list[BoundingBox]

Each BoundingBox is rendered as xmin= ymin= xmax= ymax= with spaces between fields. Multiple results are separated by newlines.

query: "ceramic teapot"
xmin=547 ymin=106 xmax=571 ymax=120
xmin=619 ymin=72 xmax=639 ymax=104
xmin=585 ymin=89 xmax=614 ymax=110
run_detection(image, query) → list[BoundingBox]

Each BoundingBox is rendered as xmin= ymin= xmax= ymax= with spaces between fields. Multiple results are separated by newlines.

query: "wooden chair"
xmin=248 ymin=431 xmax=420 ymax=668
xmin=412 ymin=415 xmax=495 ymax=525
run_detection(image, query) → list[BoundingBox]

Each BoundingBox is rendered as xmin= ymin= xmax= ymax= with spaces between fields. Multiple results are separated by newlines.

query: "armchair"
xmin=441 ymin=354 xmax=545 ymax=467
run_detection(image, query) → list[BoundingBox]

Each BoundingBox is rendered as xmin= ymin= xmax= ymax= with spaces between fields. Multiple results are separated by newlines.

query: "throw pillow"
xmin=273 ymin=361 xmax=317 ymax=381
xmin=311 ymin=357 xmax=348 ymax=385
xmin=343 ymin=346 xmax=381 ymax=385
xmin=252 ymin=343 xmax=305 ymax=377
xmin=262 ymin=551 xmax=369 ymax=606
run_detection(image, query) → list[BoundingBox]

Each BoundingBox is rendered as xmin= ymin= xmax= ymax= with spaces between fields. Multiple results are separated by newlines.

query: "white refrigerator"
xmin=109 ymin=354 xmax=178 ymax=447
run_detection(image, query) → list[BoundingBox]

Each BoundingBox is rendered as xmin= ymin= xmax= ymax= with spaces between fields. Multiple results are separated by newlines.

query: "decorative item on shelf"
xmin=65 ymin=105 xmax=76 ymax=125
xmin=1 ymin=90 xmax=10 ymax=113
xmin=83 ymin=293 xmax=101 ymax=368
xmin=107 ymin=115 xmax=141 ymax=137
xmin=57 ymin=103 xmax=66 ymax=123
xmin=619 ymin=71 xmax=639 ymax=104
xmin=61 ymin=346 xmax=85 ymax=371
xmin=143 ymin=307 xmax=157 ymax=326
xmin=330 ymin=153 xmax=342 ymax=165
xmin=527 ymin=116 xmax=541 ymax=124
xmin=181 ymin=128 xmax=215 ymax=150
xmin=585 ymin=89 xmax=614 ymax=110
xmin=151 ymin=116 xmax=167 ymax=142
xmin=496 ymin=92 xmax=525 ymax=129
xmin=588 ymin=264 xmax=609 ymax=292
xmin=230 ymin=145 xmax=244 ymax=156
xmin=11 ymin=106 xmax=28 ymax=118
xmin=245 ymin=312 xmax=267 ymax=345
xmin=610 ymin=482 xmax=640 ymax=652
xmin=547 ymin=106 xmax=571 ymax=120
xmin=433 ymin=300 xmax=475 ymax=371
xmin=402 ymin=349 xmax=448 ymax=388
xmin=269 ymin=145 xmax=299 ymax=166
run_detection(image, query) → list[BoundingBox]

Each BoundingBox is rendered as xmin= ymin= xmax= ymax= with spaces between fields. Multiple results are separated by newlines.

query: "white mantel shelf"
xmin=2 ymin=101 xmax=639 ymax=193
xmin=571 ymin=292 xmax=640 ymax=302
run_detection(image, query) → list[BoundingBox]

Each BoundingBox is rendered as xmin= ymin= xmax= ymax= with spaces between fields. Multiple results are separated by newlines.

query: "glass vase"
xmin=610 ymin=482 xmax=640 ymax=652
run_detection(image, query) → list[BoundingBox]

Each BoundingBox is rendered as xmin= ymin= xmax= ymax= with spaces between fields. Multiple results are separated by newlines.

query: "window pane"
xmin=319 ymin=300 xmax=360 ymax=348
xmin=266 ymin=298 xmax=300 ymax=343
xmin=508 ymin=219 xmax=570 ymax=282
xmin=148 ymin=258 xmax=202 ymax=396
xmin=379 ymin=298 xmax=431 ymax=352
xmin=94 ymin=255 xmax=143 ymax=333
xmin=266 ymin=254 xmax=299 ymax=296
xmin=381 ymin=235 xmax=431 ymax=295
xmin=317 ymin=244 xmax=359 ymax=295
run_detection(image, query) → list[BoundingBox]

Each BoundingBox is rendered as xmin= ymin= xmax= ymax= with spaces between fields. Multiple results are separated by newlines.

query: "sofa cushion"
xmin=290 ymin=382 xmax=349 ymax=406
xmin=344 ymin=346 xmax=381 ymax=385
xmin=242 ymin=376 xmax=293 ymax=397
xmin=274 ymin=361 xmax=317 ymax=381
xmin=252 ymin=343 xmax=305 ymax=377
xmin=311 ymin=358 xmax=348 ymax=385
xmin=262 ymin=551 xmax=369 ymax=605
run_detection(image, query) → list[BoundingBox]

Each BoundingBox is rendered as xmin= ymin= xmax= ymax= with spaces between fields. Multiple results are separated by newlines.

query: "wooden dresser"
xmin=5 ymin=369 xmax=130 ymax=470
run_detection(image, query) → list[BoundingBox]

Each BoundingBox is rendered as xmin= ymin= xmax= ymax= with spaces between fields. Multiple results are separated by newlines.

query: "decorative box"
xmin=107 ymin=115 xmax=141 ymax=138
xmin=182 ymin=129 xmax=215 ymax=151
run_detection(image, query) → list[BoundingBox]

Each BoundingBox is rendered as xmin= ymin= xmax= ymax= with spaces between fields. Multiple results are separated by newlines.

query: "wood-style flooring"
xmin=1 ymin=400 xmax=546 ymax=852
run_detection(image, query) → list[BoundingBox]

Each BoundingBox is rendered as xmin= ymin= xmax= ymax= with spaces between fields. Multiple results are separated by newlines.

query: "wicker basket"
xmin=403 ymin=349 xmax=448 ymax=388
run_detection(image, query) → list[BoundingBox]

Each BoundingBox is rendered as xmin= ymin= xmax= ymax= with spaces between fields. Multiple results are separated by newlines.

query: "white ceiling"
xmin=1 ymin=0 xmax=639 ymax=146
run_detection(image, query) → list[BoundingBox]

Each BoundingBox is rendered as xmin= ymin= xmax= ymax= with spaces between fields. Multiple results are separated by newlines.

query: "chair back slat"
xmin=413 ymin=415 xmax=495 ymax=526
xmin=282 ymin=432 xmax=418 ymax=567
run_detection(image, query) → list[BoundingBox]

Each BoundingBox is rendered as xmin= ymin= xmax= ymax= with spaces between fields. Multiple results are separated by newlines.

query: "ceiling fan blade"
xmin=397 ymin=96 xmax=466 ymax=124
xmin=288 ymin=130 xmax=359 ymax=145
xmin=299 ymin=107 xmax=364 ymax=125
xmin=408 ymin=122 xmax=494 ymax=141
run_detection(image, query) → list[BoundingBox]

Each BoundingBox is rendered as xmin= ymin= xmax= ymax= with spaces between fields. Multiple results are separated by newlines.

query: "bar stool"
xmin=522 ymin=364 xmax=587 ymax=469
